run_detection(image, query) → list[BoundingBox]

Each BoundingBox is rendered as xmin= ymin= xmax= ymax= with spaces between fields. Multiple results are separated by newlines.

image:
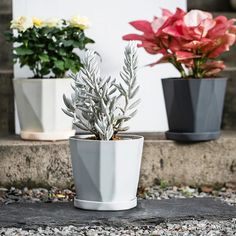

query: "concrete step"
xmin=0 ymin=70 xmax=14 ymax=134
xmin=0 ymin=0 xmax=12 ymax=15
xmin=0 ymin=133 xmax=235 ymax=188
xmin=0 ymin=0 xmax=12 ymax=12
xmin=219 ymin=47 xmax=236 ymax=68
xmin=0 ymin=0 xmax=12 ymax=70
xmin=0 ymin=12 xmax=11 ymax=31
xmin=188 ymin=1 xmax=233 ymax=12
xmin=0 ymin=12 xmax=12 ymax=71
xmin=221 ymin=68 xmax=236 ymax=130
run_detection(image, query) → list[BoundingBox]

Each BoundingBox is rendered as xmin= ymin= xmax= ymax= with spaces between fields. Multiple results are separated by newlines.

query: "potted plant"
xmin=123 ymin=8 xmax=236 ymax=141
xmin=6 ymin=15 xmax=94 ymax=140
xmin=63 ymin=43 xmax=144 ymax=210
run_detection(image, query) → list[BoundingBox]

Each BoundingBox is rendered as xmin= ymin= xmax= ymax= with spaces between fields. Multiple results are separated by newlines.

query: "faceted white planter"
xmin=13 ymin=78 xmax=75 ymax=141
xmin=69 ymin=135 xmax=144 ymax=211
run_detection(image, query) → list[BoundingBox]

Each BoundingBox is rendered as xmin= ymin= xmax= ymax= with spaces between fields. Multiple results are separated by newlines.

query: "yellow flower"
xmin=68 ymin=15 xmax=90 ymax=30
xmin=33 ymin=17 xmax=43 ymax=27
xmin=10 ymin=16 xmax=33 ymax=32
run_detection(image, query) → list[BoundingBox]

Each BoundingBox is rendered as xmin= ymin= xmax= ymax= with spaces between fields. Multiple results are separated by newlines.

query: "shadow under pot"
xmin=69 ymin=134 xmax=144 ymax=211
xmin=161 ymin=78 xmax=227 ymax=141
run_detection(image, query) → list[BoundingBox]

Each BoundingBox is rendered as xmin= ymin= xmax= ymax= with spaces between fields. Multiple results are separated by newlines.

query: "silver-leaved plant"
xmin=63 ymin=43 xmax=140 ymax=140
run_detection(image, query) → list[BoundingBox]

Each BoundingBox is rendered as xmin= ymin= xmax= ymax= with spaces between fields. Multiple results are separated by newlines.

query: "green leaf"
xmin=54 ymin=60 xmax=64 ymax=70
xmin=62 ymin=40 xmax=74 ymax=47
xmin=39 ymin=54 xmax=50 ymax=62
xmin=70 ymin=65 xmax=79 ymax=73
xmin=41 ymin=27 xmax=53 ymax=35
xmin=73 ymin=41 xmax=84 ymax=49
xmin=59 ymin=48 xmax=67 ymax=56
xmin=35 ymin=44 xmax=45 ymax=48
xmin=15 ymin=47 xmax=34 ymax=55
xmin=50 ymin=57 xmax=57 ymax=61
xmin=39 ymin=67 xmax=50 ymax=76
xmin=4 ymin=31 xmax=13 ymax=42
xmin=48 ymin=43 xmax=55 ymax=50
xmin=64 ymin=58 xmax=73 ymax=69
xmin=84 ymin=37 xmax=95 ymax=44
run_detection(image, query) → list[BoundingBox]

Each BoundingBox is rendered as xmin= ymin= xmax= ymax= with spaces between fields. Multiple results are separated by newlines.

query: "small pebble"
xmin=0 ymin=188 xmax=8 ymax=192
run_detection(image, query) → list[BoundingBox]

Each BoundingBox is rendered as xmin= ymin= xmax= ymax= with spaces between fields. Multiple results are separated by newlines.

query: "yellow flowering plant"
xmin=6 ymin=15 xmax=94 ymax=78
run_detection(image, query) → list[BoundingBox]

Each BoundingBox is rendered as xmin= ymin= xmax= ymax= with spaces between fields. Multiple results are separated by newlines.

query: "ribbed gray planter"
xmin=69 ymin=135 xmax=144 ymax=211
xmin=162 ymin=78 xmax=227 ymax=141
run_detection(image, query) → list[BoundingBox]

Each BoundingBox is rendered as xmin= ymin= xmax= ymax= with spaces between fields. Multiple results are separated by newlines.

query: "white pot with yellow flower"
xmin=6 ymin=15 xmax=94 ymax=140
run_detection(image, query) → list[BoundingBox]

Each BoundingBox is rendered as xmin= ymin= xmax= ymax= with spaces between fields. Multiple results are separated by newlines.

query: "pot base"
xmin=74 ymin=197 xmax=137 ymax=211
xmin=20 ymin=130 xmax=76 ymax=141
xmin=165 ymin=131 xmax=221 ymax=141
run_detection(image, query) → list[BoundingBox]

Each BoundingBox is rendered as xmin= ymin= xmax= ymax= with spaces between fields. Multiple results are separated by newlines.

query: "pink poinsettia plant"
xmin=123 ymin=8 xmax=236 ymax=78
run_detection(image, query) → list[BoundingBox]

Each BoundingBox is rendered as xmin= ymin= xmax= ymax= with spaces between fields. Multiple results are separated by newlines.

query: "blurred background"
xmin=0 ymin=0 xmax=236 ymax=135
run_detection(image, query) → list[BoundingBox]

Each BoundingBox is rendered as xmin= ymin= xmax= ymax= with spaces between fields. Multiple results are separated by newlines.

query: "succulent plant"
xmin=63 ymin=43 xmax=140 ymax=140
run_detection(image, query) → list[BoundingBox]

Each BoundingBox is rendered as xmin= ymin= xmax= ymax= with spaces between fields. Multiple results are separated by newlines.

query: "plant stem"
xmin=170 ymin=58 xmax=187 ymax=78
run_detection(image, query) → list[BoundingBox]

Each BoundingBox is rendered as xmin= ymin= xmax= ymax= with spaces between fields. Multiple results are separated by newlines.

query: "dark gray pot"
xmin=162 ymin=78 xmax=227 ymax=141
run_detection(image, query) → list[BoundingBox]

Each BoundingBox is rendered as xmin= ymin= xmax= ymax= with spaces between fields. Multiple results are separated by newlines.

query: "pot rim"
xmin=69 ymin=134 xmax=144 ymax=143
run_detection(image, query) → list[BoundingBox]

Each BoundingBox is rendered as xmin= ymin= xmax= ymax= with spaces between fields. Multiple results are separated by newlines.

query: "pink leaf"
xmin=129 ymin=20 xmax=153 ymax=33
xmin=161 ymin=8 xmax=173 ymax=17
xmin=149 ymin=55 xmax=171 ymax=67
xmin=123 ymin=34 xmax=145 ymax=41
xmin=183 ymin=9 xmax=213 ymax=27
xmin=175 ymin=51 xmax=200 ymax=61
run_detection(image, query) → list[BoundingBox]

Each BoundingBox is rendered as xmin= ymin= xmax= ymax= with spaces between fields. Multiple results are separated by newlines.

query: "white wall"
xmin=13 ymin=0 xmax=186 ymax=132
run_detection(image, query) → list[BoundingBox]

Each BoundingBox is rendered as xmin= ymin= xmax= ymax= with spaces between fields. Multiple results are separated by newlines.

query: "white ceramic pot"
xmin=69 ymin=134 xmax=144 ymax=211
xmin=13 ymin=78 xmax=75 ymax=141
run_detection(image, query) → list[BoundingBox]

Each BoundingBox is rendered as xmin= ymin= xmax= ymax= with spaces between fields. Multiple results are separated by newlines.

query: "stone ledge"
xmin=188 ymin=2 xmax=232 ymax=11
xmin=0 ymin=198 xmax=235 ymax=229
xmin=0 ymin=0 xmax=12 ymax=15
xmin=0 ymin=132 xmax=236 ymax=188
xmin=0 ymin=70 xmax=13 ymax=76
xmin=0 ymin=70 xmax=14 ymax=134
xmin=221 ymin=69 xmax=236 ymax=130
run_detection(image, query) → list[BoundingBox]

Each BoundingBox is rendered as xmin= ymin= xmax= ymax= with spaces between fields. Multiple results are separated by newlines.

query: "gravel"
xmin=139 ymin=184 xmax=236 ymax=206
xmin=0 ymin=187 xmax=75 ymax=205
xmin=0 ymin=184 xmax=236 ymax=235
xmin=0 ymin=219 xmax=236 ymax=236
xmin=2 ymin=183 xmax=235 ymax=206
